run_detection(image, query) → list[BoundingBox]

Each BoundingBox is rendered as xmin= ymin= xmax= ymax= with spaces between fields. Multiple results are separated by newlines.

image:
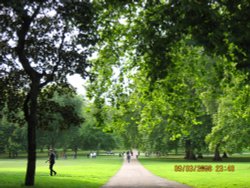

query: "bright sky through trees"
xmin=67 ymin=74 xmax=86 ymax=96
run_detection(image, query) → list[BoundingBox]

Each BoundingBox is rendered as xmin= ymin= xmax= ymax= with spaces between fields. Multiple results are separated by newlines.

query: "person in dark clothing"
xmin=126 ymin=151 xmax=131 ymax=163
xmin=48 ymin=149 xmax=57 ymax=176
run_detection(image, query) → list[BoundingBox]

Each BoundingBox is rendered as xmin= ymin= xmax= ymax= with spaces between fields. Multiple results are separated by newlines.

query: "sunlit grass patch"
xmin=140 ymin=157 xmax=250 ymax=188
xmin=0 ymin=156 xmax=123 ymax=188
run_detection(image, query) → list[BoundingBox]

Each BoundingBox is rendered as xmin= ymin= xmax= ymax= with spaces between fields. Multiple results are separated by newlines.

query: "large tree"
xmin=0 ymin=0 xmax=96 ymax=185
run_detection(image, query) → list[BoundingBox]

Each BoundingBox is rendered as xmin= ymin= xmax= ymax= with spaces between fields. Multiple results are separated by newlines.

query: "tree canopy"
xmin=87 ymin=0 xmax=250 ymax=160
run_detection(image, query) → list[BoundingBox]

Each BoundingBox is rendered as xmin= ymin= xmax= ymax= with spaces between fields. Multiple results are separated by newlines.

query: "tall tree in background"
xmin=0 ymin=0 xmax=97 ymax=185
xmin=37 ymin=83 xmax=85 ymax=151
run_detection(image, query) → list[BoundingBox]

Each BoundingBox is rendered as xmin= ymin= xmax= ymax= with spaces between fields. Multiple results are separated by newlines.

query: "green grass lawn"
xmin=1 ymin=153 xmax=250 ymax=188
xmin=139 ymin=157 xmax=250 ymax=188
xmin=0 ymin=156 xmax=123 ymax=188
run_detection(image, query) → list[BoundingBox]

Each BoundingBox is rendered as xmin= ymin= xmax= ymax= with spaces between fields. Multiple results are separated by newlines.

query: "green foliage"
xmin=36 ymin=84 xmax=85 ymax=149
xmin=0 ymin=0 xmax=97 ymax=81
xmin=79 ymin=103 xmax=118 ymax=151
xmin=0 ymin=109 xmax=26 ymax=156
xmin=206 ymin=68 xmax=250 ymax=152
xmin=87 ymin=0 xmax=250 ymax=158
xmin=36 ymin=86 xmax=118 ymax=151
xmin=38 ymin=84 xmax=84 ymax=131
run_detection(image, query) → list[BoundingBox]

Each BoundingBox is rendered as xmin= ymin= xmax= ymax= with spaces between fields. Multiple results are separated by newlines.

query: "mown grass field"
xmin=0 ymin=156 xmax=123 ymax=188
xmin=139 ymin=155 xmax=250 ymax=188
xmin=1 ymin=152 xmax=250 ymax=188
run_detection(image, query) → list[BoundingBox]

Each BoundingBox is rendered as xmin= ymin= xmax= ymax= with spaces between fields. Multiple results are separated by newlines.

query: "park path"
xmin=101 ymin=150 xmax=191 ymax=188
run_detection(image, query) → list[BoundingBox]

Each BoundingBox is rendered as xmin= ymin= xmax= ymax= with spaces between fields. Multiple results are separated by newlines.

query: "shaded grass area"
xmin=139 ymin=156 xmax=250 ymax=188
xmin=0 ymin=156 xmax=123 ymax=188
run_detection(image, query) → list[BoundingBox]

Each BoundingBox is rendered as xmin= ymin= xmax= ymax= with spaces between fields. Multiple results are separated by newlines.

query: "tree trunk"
xmin=15 ymin=6 xmax=47 ymax=185
xmin=74 ymin=147 xmax=78 ymax=159
xmin=184 ymin=140 xmax=196 ymax=160
xmin=213 ymin=144 xmax=222 ymax=161
xmin=184 ymin=140 xmax=190 ymax=159
xmin=222 ymin=152 xmax=228 ymax=158
xmin=175 ymin=147 xmax=178 ymax=155
xmin=24 ymin=80 xmax=40 ymax=186
xmin=197 ymin=153 xmax=203 ymax=159
xmin=25 ymin=117 xmax=36 ymax=186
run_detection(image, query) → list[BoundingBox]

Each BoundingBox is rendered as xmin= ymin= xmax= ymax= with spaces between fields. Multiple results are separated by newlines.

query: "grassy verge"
xmin=139 ymin=157 xmax=250 ymax=188
xmin=0 ymin=156 xmax=123 ymax=188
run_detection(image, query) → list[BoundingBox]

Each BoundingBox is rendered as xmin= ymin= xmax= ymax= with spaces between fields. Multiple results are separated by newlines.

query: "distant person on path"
xmin=126 ymin=151 xmax=131 ymax=163
xmin=136 ymin=151 xmax=140 ymax=159
xmin=48 ymin=149 xmax=57 ymax=176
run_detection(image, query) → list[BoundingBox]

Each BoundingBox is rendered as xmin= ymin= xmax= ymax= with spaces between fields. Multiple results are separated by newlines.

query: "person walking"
xmin=48 ymin=149 xmax=57 ymax=176
xmin=126 ymin=151 xmax=131 ymax=163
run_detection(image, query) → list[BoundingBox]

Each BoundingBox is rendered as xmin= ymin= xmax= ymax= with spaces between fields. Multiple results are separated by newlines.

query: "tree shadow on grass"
xmin=28 ymin=180 xmax=102 ymax=188
xmin=32 ymin=174 xmax=104 ymax=188
xmin=18 ymin=179 xmax=103 ymax=188
xmin=0 ymin=172 xmax=103 ymax=188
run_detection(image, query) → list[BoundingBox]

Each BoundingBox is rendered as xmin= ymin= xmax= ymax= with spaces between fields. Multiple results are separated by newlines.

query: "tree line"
xmin=0 ymin=84 xmax=118 ymax=158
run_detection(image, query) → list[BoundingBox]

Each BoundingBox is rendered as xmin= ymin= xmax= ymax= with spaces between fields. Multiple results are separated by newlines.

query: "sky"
xmin=67 ymin=74 xmax=86 ymax=96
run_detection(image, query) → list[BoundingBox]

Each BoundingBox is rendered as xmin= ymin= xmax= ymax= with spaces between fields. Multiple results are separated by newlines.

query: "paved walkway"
xmin=102 ymin=151 xmax=191 ymax=188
